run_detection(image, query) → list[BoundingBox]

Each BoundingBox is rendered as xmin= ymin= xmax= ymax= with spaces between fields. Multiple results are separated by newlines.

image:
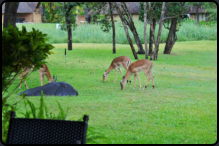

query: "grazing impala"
xmin=120 ymin=59 xmax=154 ymax=90
xmin=103 ymin=56 xmax=131 ymax=83
xmin=19 ymin=64 xmax=57 ymax=89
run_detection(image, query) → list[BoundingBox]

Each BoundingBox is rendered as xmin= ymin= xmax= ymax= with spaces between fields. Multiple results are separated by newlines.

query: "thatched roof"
xmin=88 ymin=2 xmax=140 ymax=15
xmin=2 ymin=2 xmax=39 ymax=13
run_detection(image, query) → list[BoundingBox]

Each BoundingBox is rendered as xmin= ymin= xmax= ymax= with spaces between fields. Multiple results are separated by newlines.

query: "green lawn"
xmin=7 ymin=40 xmax=217 ymax=144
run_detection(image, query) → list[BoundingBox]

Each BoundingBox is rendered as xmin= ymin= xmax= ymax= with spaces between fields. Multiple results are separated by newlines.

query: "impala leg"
xmin=114 ymin=68 xmax=118 ymax=83
xmin=143 ymin=72 xmax=150 ymax=90
xmin=43 ymin=75 xmax=45 ymax=85
xmin=124 ymin=65 xmax=131 ymax=84
xmin=128 ymin=76 xmax=131 ymax=84
xmin=136 ymin=73 xmax=142 ymax=90
xmin=118 ymin=67 xmax=123 ymax=76
xmin=133 ymin=74 xmax=137 ymax=89
xmin=40 ymin=73 xmax=44 ymax=86
xmin=19 ymin=74 xmax=22 ymax=89
xmin=24 ymin=80 xmax=29 ymax=89
xmin=149 ymin=72 xmax=155 ymax=89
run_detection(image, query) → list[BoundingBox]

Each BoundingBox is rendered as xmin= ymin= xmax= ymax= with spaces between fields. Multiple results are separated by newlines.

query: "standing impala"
xmin=120 ymin=59 xmax=154 ymax=90
xmin=19 ymin=64 xmax=57 ymax=89
xmin=103 ymin=56 xmax=132 ymax=83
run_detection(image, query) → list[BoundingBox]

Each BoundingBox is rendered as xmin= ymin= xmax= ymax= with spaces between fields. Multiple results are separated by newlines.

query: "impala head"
xmin=120 ymin=76 xmax=126 ymax=90
xmin=52 ymin=75 xmax=57 ymax=82
xmin=103 ymin=70 xmax=109 ymax=82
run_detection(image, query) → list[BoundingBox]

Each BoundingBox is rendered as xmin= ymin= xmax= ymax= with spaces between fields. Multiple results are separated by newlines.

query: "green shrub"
xmin=2 ymin=23 xmax=54 ymax=143
xmin=15 ymin=19 xmax=217 ymax=44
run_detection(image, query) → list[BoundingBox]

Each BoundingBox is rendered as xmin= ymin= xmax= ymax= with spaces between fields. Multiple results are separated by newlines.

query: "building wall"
xmin=76 ymin=14 xmax=140 ymax=25
xmin=77 ymin=15 xmax=85 ymax=25
xmin=2 ymin=12 xmax=42 ymax=24
xmin=106 ymin=14 xmax=139 ymax=21
xmin=33 ymin=7 xmax=42 ymax=23
xmin=33 ymin=12 xmax=41 ymax=23
xmin=190 ymin=13 xmax=207 ymax=21
xmin=17 ymin=13 xmax=33 ymax=22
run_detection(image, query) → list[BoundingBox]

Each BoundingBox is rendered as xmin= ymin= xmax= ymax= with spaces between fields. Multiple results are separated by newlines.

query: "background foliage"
xmin=14 ymin=19 xmax=217 ymax=45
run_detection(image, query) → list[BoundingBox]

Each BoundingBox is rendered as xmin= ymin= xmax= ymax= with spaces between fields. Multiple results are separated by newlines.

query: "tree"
xmin=163 ymin=18 xmax=178 ymax=54
xmin=55 ymin=2 xmax=85 ymax=50
xmin=84 ymin=5 xmax=91 ymax=24
xmin=41 ymin=2 xmax=63 ymax=23
xmin=163 ymin=2 xmax=188 ymax=54
xmin=149 ymin=2 xmax=166 ymax=60
xmin=139 ymin=2 xmax=162 ymax=56
xmin=143 ymin=2 xmax=148 ymax=59
xmin=120 ymin=2 xmax=145 ymax=54
xmin=3 ymin=2 xmax=19 ymax=28
xmin=109 ymin=2 xmax=116 ymax=54
xmin=86 ymin=2 xmax=117 ymax=53
xmin=113 ymin=2 xmax=138 ymax=59
xmin=147 ymin=2 xmax=188 ymax=60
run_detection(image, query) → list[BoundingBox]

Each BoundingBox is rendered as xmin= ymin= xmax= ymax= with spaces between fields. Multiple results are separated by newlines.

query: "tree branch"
xmin=159 ymin=10 xmax=188 ymax=23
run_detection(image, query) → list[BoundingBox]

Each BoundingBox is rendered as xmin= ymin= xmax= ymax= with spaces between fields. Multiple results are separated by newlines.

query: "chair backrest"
xmin=7 ymin=111 xmax=89 ymax=144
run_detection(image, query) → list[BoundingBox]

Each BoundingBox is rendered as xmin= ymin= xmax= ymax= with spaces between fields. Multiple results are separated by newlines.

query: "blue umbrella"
xmin=18 ymin=82 xmax=78 ymax=96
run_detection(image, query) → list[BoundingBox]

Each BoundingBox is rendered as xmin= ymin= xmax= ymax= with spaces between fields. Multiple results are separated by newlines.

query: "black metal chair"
xmin=7 ymin=111 xmax=89 ymax=144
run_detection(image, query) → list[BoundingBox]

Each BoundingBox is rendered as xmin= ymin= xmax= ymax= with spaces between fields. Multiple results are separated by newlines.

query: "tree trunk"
xmin=66 ymin=12 xmax=72 ymax=50
xmin=109 ymin=2 xmax=116 ymax=54
xmin=121 ymin=2 xmax=145 ymax=54
xmin=163 ymin=18 xmax=178 ymax=54
xmin=143 ymin=2 xmax=148 ymax=59
xmin=149 ymin=19 xmax=156 ymax=56
xmin=84 ymin=6 xmax=91 ymax=24
xmin=42 ymin=5 xmax=46 ymax=23
xmin=113 ymin=2 xmax=138 ymax=59
xmin=150 ymin=2 xmax=166 ymax=60
xmin=3 ymin=2 xmax=19 ymax=28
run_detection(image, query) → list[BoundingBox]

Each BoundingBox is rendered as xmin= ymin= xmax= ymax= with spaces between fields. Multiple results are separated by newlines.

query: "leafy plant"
xmin=21 ymin=91 xmax=69 ymax=120
xmin=2 ymin=23 xmax=54 ymax=143
xmin=2 ymin=23 xmax=54 ymax=96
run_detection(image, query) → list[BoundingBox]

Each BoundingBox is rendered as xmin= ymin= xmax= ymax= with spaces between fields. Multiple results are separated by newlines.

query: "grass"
xmin=15 ymin=19 xmax=217 ymax=44
xmin=6 ymin=40 xmax=217 ymax=144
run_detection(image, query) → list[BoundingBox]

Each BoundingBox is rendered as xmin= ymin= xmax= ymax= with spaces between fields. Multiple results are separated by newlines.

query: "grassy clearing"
xmin=7 ymin=40 xmax=217 ymax=144
xmin=15 ymin=19 xmax=217 ymax=44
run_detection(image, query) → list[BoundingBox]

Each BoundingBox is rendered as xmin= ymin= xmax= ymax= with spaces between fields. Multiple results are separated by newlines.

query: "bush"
xmin=15 ymin=18 xmax=217 ymax=44
xmin=2 ymin=24 xmax=54 ymax=143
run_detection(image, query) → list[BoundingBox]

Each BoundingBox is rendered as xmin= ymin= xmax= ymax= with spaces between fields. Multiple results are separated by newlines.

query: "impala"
xmin=19 ymin=64 xmax=57 ymax=89
xmin=120 ymin=59 xmax=154 ymax=90
xmin=103 ymin=56 xmax=131 ymax=83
